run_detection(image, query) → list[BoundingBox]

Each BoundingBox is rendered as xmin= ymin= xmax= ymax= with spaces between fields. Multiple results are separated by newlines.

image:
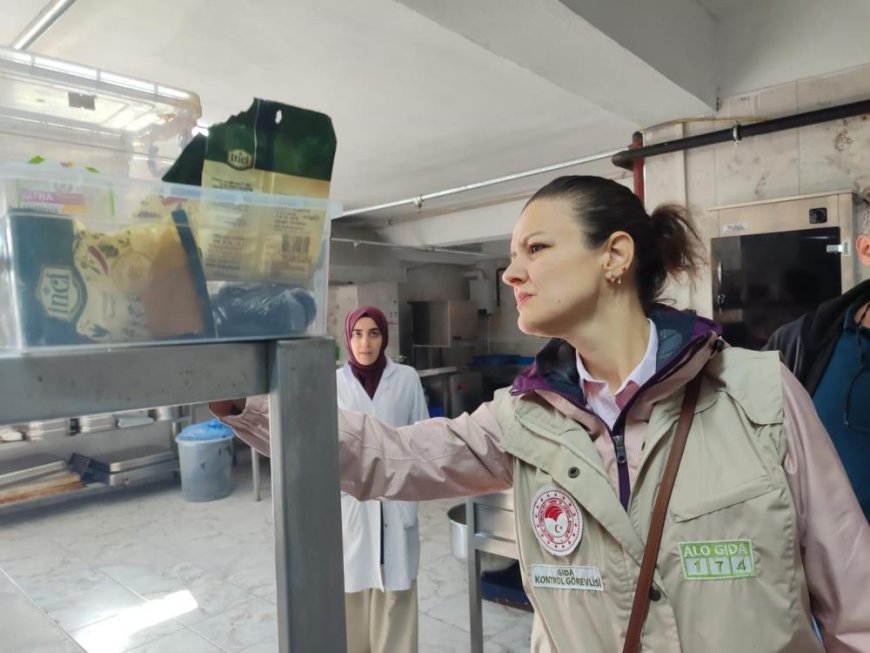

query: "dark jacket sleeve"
xmin=763 ymin=316 xmax=806 ymax=382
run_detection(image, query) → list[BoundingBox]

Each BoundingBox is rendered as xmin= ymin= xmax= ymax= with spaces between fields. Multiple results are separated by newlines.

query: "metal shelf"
xmin=0 ymin=479 xmax=174 ymax=518
xmin=0 ymin=342 xmax=270 ymax=424
xmin=0 ymin=338 xmax=345 ymax=653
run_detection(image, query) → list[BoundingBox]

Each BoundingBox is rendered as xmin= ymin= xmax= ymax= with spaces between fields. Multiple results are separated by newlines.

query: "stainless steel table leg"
xmin=467 ymin=498 xmax=484 ymax=653
xmin=269 ymin=339 xmax=346 ymax=653
xmin=252 ymin=449 xmax=261 ymax=502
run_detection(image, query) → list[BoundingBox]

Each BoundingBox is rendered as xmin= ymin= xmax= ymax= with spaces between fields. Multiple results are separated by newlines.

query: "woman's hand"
xmin=209 ymin=398 xmax=247 ymax=417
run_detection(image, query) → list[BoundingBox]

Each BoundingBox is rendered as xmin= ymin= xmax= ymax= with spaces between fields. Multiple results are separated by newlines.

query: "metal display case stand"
xmin=466 ymin=491 xmax=519 ymax=653
xmin=0 ymin=338 xmax=346 ymax=653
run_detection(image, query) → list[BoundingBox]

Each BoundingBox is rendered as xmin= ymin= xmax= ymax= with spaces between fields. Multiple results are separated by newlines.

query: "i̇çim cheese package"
xmin=4 ymin=201 xmax=214 ymax=347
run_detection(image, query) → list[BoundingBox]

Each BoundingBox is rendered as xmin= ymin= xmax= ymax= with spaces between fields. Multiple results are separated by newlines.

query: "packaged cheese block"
xmin=166 ymin=99 xmax=336 ymax=286
xmin=7 ymin=207 xmax=213 ymax=346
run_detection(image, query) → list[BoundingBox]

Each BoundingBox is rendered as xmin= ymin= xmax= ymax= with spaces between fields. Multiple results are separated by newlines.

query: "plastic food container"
xmin=0 ymin=45 xmax=201 ymax=180
xmin=0 ymin=163 xmax=338 ymax=350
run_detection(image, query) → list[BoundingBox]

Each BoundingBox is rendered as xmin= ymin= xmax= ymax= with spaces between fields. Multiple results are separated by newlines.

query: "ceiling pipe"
xmin=331 ymin=237 xmax=503 ymax=259
xmin=630 ymin=131 xmax=644 ymax=204
xmin=612 ymin=98 xmax=870 ymax=170
xmin=339 ymin=147 xmax=625 ymax=218
xmin=11 ymin=0 xmax=77 ymax=50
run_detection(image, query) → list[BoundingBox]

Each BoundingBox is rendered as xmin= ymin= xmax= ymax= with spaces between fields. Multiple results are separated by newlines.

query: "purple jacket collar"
xmin=511 ymin=306 xmax=722 ymax=409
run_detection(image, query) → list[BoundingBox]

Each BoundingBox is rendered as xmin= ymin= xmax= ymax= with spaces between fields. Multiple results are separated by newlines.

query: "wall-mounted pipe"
xmin=630 ymin=131 xmax=644 ymax=203
xmin=612 ymin=98 xmax=870 ymax=170
xmin=11 ymin=0 xmax=77 ymax=50
xmin=330 ymin=237 xmax=502 ymax=259
xmin=339 ymin=147 xmax=625 ymax=218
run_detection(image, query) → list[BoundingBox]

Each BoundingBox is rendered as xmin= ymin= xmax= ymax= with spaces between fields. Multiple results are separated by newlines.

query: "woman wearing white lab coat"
xmin=338 ymin=306 xmax=428 ymax=653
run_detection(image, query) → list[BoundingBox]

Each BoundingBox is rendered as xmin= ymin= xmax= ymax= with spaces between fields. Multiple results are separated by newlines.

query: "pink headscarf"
xmin=344 ymin=306 xmax=389 ymax=399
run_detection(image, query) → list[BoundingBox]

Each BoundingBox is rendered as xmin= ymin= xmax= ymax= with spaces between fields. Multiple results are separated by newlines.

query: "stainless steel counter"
xmin=466 ymin=491 xmax=519 ymax=652
xmin=416 ymin=365 xmax=459 ymax=378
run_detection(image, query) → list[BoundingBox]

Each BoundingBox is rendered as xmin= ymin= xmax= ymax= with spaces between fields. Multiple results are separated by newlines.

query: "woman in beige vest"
xmin=214 ymin=176 xmax=870 ymax=652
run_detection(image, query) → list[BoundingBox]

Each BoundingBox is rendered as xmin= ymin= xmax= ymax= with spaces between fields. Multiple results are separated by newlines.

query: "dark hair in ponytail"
xmin=525 ymin=176 xmax=705 ymax=310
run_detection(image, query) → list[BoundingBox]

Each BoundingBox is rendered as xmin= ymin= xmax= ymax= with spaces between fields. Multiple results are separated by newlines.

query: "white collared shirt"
xmin=576 ymin=320 xmax=658 ymax=429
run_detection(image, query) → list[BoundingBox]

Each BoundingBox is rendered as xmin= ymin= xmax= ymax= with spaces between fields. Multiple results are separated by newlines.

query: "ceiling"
xmin=5 ymin=0 xmax=870 ymax=225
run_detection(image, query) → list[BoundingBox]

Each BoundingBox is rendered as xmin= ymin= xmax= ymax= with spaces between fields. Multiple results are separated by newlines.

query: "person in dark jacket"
xmin=765 ymin=212 xmax=870 ymax=520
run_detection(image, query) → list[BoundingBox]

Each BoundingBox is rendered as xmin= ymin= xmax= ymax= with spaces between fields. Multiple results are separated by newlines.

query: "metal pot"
xmin=447 ymin=503 xmax=514 ymax=571
xmin=448 ymin=503 xmax=468 ymax=561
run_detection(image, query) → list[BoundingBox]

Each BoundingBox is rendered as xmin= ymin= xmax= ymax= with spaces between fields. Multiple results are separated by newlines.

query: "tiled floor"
xmin=0 ymin=456 xmax=531 ymax=652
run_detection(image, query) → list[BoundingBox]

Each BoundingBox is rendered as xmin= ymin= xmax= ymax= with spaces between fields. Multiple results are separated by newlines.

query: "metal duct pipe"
xmin=339 ymin=147 xmax=625 ymax=218
xmin=11 ymin=0 xmax=77 ymax=50
xmin=630 ymin=131 xmax=644 ymax=203
xmin=331 ymin=237 xmax=502 ymax=259
xmin=612 ymin=98 xmax=870 ymax=170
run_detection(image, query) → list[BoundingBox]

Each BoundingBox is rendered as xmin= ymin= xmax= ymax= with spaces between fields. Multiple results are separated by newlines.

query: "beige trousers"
xmin=344 ymin=582 xmax=418 ymax=653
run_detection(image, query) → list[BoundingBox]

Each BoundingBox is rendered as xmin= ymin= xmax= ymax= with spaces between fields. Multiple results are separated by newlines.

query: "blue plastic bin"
xmin=175 ymin=419 xmax=234 ymax=502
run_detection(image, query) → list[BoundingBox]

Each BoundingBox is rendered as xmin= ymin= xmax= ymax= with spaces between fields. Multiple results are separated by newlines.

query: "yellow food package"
xmin=10 ymin=204 xmax=213 ymax=346
xmin=195 ymin=99 xmax=336 ymax=285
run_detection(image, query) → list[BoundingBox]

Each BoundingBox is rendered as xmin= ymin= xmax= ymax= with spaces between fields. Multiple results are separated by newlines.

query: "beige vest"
xmin=492 ymin=348 xmax=820 ymax=653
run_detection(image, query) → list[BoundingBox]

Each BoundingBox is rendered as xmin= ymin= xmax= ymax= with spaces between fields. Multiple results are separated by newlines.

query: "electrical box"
xmin=468 ymin=275 xmax=495 ymax=315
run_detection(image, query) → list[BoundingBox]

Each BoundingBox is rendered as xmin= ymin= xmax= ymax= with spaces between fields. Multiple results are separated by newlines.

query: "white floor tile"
xmin=173 ymin=576 xmax=255 ymax=627
xmin=70 ymin=616 xmax=185 ymax=653
xmin=481 ymin=601 xmax=531 ymax=641
xmin=0 ymin=573 xmax=84 ymax=652
xmin=187 ymin=595 xmax=278 ymax=651
xmin=224 ymin=561 xmax=276 ymax=599
xmin=416 ymin=552 xmax=467 ymax=614
xmin=239 ymin=636 xmax=279 ymax=652
xmin=0 ymin=461 xmax=532 ymax=652
xmin=423 ymin=587 xmax=471 ymax=631
xmin=419 ymin=613 xmax=473 ymax=653
xmin=125 ymin=627 xmax=225 ymax=653
xmin=484 ymin=610 xmax=534 ymax=651
xmin=12 ymin=565 xmax=115 ymax=608
xmin=40 ymin=581 xmax=146 ymax=632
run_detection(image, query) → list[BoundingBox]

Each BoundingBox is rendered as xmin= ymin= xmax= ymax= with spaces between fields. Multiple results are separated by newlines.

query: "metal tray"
xmin=20 ymin=419 xmax=70 ymax=432
xmin=18 ymin=419 xmax=71 ymax=439
xmin=76 ymin=414 xmax=117 ymax=433
xmin=0 ymin=454 xmax=68 ymax=487
xmin=90 ymin=460 xmax=178 ymax=487
xmin=25 ymin=430 xmax=71 ymax=441
xmin=88 ymin=446 xmax=176 ymax=473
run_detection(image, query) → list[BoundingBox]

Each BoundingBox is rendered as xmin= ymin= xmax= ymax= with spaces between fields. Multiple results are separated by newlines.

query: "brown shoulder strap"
xmin=622 ymin=374 xmax=703 ymax=653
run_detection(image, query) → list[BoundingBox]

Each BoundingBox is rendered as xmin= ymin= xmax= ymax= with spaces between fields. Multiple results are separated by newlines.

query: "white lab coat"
xmin=336 ymin=359 xmax=429 ymax=592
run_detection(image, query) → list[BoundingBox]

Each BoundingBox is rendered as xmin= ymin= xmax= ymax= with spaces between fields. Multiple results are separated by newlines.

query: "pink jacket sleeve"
xmin=221 ymin=396 xmax=514 ymax=501
xmin=221 ymin=396 xmax=272 ymax=456
xmin=781 ymin=366 xmax=870 ymax=652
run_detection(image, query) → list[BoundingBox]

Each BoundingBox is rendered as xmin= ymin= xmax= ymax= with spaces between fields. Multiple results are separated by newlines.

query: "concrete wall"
xmin=644 ymin=62 xmax=870 ymax=317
